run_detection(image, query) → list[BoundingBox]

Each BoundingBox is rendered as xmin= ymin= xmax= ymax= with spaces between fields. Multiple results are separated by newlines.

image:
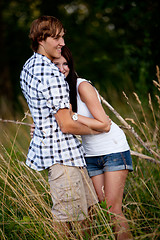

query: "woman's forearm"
xmin=77 ymin=114 xmax=111 ymax=133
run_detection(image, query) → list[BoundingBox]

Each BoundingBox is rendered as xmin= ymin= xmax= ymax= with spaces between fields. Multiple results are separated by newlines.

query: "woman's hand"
xmin=104 ymin=115 xmax=112 ymax=132
xmin=30 ymin=123 xmax=35 ymax=138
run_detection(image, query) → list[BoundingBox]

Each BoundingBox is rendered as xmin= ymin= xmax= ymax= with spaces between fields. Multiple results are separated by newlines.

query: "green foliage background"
xmin=0 ymin=0 xmax=160 ymax=116
xmin=0 ymin=1 xmax=160 ymax=239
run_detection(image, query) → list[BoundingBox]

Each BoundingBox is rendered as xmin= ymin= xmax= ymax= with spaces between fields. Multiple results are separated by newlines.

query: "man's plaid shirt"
xmin=20 ymin=52 xmax=85 ymax=171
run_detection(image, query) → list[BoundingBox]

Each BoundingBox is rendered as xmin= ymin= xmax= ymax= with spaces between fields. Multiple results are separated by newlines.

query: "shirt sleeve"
xmin=39 ymin=74 xmax=70 ymax=115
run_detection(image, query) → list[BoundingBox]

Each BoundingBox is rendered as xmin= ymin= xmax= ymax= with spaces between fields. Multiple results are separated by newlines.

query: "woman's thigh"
xmin=91 ymin=173 xmax=105 ymax=202
xmin=104 ymin=170 xmax=129 ymax=212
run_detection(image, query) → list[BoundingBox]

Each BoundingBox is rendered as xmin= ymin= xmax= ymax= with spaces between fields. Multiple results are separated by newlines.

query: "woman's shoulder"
xmin=77 ymin=77 xmax=88 ymax=84
xmin=77 ymin=78 xmax=93 ymax=88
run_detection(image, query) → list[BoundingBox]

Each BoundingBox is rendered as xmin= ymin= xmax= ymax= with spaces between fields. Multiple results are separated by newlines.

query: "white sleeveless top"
xmin=77 ymin=78 xmax=130 ymax=156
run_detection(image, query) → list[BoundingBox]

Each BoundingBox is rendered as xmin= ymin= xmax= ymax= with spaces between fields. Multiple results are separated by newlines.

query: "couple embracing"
xmin=20 ymin=15 xmax=133 ymax=240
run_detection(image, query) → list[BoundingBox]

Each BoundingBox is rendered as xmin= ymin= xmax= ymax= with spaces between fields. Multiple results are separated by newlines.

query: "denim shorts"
xmin=85 ymin=150 xmax=133 ymax=177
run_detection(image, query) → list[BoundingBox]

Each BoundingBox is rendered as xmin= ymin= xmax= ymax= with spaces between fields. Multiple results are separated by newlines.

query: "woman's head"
xmin=53 ymin=46 xmax=76 ymax=77
xmin=53 ymin=46 xmax=78 ymax=112
xmin=53 ymin=55 xmax=70 ymax=77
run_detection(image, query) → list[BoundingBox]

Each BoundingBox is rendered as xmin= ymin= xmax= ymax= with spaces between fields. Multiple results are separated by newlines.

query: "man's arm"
xmin=55 ymin=108 xmax=100 ymax=135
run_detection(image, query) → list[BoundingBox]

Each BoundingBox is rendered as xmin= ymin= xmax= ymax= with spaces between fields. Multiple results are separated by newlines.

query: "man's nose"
xmin=59 ymin=37 xmax=65 ymax=46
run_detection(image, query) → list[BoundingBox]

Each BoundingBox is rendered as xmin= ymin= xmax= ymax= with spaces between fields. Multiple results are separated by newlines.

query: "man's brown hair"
xmin=29 ymin=16 xmax=65 ymax=52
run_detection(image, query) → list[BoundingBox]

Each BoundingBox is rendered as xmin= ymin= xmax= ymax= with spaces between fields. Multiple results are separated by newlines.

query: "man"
xmin=20 ymin=15 xmax=98 ymax=233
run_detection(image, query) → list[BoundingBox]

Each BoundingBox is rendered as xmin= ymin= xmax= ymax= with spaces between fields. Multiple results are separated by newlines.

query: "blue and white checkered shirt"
xmin=20 ymin=52 xmax=85 ymax=171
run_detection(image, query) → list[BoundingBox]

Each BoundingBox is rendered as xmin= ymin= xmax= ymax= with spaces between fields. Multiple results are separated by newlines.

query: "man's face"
xmin=38 ymin=29 xmax=65 ymax=61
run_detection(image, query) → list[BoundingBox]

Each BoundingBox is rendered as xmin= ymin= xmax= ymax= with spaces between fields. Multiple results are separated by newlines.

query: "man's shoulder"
xmin=22 ymin=53 xmax=61 ymax=78
xmin=23 ymin=53 xmax=47 ymax=68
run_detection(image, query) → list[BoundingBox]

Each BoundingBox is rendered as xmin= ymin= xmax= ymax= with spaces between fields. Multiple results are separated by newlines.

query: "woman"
xmin=31 ymin=46 xmax=133 ymax=239
xmin=54 ymin=46 xmax=133 ymax=240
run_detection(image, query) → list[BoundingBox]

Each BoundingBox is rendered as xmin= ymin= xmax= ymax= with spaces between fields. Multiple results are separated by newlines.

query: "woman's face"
xmin=53 ymin=56 xmax=70 ymax=77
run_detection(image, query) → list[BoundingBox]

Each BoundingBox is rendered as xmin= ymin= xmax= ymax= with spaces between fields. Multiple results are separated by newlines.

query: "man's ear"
xmin=38 ymin=40 xmax=43 ymax=46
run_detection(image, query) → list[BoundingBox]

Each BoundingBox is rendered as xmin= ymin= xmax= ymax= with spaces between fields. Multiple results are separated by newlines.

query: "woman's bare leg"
xmin=91 ymin=173 xmax=105 ymax=202
xmin=104 ymin=170 xmax=133 ymax=240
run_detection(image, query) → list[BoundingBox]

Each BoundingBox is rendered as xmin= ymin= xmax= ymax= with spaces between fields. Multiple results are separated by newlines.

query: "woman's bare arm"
xmin=76 ymin=81 xmax=111 ymax=132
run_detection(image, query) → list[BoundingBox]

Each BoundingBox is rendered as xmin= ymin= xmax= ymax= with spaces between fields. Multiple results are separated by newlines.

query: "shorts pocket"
xmin=55 ymin=177 xmax=81 ymax=202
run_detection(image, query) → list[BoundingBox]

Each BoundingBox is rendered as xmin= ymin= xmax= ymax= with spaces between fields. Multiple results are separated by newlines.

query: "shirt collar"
xmin=34 ymin=52 xmax=58 ymax=70
xmin=34 ymin=52 xmax=52 ymax=63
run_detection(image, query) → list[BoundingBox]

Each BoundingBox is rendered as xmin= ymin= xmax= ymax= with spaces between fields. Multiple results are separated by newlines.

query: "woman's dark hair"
xmin=61 ymin=46 xmax=78 ymax=112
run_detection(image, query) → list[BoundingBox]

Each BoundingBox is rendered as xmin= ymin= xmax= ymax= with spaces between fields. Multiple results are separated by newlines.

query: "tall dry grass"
xmin=0 ymin=68 xmax=160 ymax=239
